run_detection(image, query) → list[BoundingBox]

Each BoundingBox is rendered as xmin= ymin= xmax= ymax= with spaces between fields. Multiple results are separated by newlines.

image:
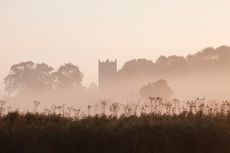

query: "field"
xmin=0 ymin=98 xmax=230 ymax=153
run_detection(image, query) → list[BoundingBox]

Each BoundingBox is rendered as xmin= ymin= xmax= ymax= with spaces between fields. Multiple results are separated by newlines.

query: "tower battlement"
xmin=98 ymin=59 xmax=117 ymax=65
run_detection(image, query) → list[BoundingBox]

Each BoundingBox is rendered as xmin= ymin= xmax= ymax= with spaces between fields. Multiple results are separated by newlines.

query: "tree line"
xmin=4 ymin=61 xmax=84 ymax=96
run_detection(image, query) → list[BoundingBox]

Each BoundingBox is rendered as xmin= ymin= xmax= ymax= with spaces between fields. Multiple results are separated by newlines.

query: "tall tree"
xmin=54 ymin=63 xmax=83 ymax=91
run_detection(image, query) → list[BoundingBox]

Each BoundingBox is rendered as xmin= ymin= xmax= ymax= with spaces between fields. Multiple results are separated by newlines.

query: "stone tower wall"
xmin=98 ymin=59 xmax=117 ymax=90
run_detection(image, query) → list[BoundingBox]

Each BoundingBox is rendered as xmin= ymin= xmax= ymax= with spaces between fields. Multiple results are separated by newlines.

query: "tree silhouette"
xmin=4 ymin=61 xmax=54 ymax=95
xmin=140 ymin=79 xmax=173 ymax=99
xmin=54 ymin=63 xmax=83 ymax=91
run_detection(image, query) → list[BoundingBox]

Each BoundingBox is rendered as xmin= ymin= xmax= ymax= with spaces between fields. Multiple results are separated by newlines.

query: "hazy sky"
xmin=1 ymin=0 xmax=230 ymax=96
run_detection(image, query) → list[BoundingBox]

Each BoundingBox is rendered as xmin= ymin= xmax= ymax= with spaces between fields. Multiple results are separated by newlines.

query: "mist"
xmin=1 ymin=46 xmax=229 ymax=111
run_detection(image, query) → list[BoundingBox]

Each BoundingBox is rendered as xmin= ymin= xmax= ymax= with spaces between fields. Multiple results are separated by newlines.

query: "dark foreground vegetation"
xmin=1 ymin=98 xmax=230 ymax=153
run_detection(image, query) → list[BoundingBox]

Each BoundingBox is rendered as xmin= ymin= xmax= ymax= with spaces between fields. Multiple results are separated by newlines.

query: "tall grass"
xmin=0 ymin=97 xmax=230 ymax=153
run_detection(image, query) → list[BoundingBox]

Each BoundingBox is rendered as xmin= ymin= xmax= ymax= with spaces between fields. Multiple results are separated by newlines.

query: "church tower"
xmin=98 ymin=59 xmax=117 ymax=91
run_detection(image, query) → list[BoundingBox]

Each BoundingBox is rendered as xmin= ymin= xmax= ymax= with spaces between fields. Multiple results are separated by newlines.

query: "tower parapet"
xmin=98 ymin=59 xmax=117 ymax=65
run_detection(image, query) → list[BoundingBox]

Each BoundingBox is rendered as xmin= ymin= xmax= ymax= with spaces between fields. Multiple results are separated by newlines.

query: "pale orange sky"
xmin=1 ymin=0 xmax=230 ymax=96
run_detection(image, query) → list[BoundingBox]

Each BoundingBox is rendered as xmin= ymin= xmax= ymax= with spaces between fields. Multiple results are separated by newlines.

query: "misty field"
xmin=1 ymin=98 xmax=230 ymax=153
